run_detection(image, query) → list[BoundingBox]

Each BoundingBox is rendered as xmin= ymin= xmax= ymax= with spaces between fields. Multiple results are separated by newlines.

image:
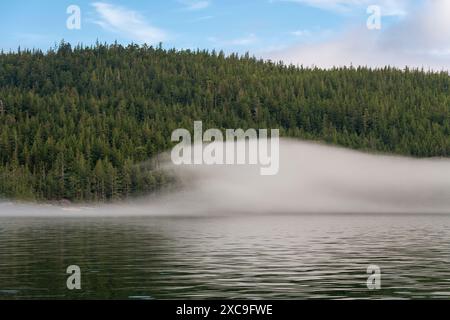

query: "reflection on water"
xmin=1 ymin=214 xmax=450 ymax=299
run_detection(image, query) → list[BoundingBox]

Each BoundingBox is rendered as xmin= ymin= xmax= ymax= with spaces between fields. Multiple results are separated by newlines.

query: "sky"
xmin=1 ymin=0 xmax=449 ymax=69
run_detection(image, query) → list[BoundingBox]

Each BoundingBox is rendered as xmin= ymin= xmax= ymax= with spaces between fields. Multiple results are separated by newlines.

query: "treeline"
xmin=0 ymin=41 xmax=448 ymax=201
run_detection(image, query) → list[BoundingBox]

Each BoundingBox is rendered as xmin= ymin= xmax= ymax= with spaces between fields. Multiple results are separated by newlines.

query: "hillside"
xmin=0 ymin=42 xmax=449 ymax=201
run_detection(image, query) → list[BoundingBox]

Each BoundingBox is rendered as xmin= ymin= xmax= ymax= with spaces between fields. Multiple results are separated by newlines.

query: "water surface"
xmin=1 ymin=214 xmax=450 ymax=299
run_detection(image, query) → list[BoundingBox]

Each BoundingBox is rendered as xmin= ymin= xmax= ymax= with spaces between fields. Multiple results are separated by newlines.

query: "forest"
xmin=0 ymin=42 xmax=449 ymax=201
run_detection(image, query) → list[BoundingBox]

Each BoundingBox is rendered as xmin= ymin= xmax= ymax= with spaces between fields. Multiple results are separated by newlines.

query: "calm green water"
xmin=1 ymin=214 xmax=450 ymax=299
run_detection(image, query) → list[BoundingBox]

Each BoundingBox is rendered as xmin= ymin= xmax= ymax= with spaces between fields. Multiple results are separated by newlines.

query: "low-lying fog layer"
xmin=1 ymin=139 xmax=449 ymax=216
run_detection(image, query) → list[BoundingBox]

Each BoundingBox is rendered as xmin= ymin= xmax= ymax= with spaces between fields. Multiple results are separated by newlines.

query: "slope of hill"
xmin=0 ymin=42 xmax=449 ymax=201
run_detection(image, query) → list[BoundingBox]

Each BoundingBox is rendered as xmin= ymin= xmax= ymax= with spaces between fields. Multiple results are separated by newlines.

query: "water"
xmin=1 ymin=213 xmax=450 ymax=300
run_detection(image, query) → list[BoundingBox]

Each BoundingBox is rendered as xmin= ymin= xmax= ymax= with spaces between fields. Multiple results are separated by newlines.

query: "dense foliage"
xmin=0 ymin=42 xmax=449 ymax=201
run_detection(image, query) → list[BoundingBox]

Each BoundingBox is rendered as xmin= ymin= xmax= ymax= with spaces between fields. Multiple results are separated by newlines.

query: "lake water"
xmin=1 ymin=213 xmax=450 ymax=300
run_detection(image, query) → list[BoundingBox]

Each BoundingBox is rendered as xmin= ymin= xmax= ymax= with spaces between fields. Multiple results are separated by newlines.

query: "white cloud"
xmin=179 ymin=0 xmax=211 ymax=11
xmin=190 ymin=15 xmax=214 ymax=22
xmin=290 ymin=29 xmax=312 ymax=37
xmin=208 ymin=34 xmax=259 ymax=47
xmin=282 ymin=0 xmax=409 ymax=16
xmin=267 ymin=0 xmax=450 ymax=70
xmin=91 ymin=2 xmax=167 ymax=44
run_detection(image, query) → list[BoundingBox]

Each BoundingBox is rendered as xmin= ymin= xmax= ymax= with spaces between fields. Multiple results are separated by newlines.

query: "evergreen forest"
xmin=0 ymin=42 xmax=448 ymax=201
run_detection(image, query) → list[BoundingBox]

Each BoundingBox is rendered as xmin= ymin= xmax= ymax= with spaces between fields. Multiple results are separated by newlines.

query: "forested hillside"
xmin=0 ymin=42 xmax=449 ymax=201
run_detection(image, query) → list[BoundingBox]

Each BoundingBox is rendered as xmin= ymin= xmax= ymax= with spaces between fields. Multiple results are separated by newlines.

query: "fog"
xmin=1 ymin=139 xmax=449 ymax=216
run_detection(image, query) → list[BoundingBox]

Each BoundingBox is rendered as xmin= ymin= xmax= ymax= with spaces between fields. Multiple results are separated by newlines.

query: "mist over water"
xmin=1 ymin=139 xmax=450 ymax=299
xmin=1 ymin=139 xmax=449 ymax=216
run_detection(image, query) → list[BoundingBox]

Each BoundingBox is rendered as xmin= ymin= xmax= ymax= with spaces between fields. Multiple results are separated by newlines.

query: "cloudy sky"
xmin=1 ymin=0 xmax=449 ymax=69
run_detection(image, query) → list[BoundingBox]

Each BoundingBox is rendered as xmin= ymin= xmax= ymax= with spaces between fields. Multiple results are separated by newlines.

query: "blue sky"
xmin=0 ymin=0 xmax=347 ymax=53
xmin=1 ymin=0 xmax=449 ymax=69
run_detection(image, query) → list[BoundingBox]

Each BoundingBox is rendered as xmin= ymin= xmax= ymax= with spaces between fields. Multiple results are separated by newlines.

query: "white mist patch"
xmin=171 ymin=121 xmax=280 ymax=175
xmin=0 ymin=139 xmax=449 ymax=216
xmin=159 ymin=139 xmax=450 ymax=215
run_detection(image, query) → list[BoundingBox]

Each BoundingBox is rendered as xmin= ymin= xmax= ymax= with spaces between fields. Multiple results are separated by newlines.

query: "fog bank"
xmin=1 ymin=139 xmax=449 ymax=216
